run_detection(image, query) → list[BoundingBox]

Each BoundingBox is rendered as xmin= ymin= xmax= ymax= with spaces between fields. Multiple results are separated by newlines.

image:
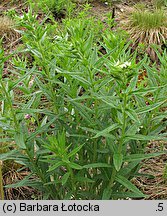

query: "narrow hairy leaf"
xmin=125 ymin=75 xmax=138 ymax=93
xmin=68 ymin=144 xmax=84 ymax=158
xmin=136 ymin=100 xmax=166 ymax=114
xmin=0 ymin=150 xmax=19 ymax=161
xmin=69 ymin=162 xmax=82 ymax=170
xmin=126 ymin=134 xmax=167 ymax=141
xmin=119 ymin=161 xmax=140 ymax=176
xmin=112 ymin=192 xmax=147 ymax=198
xmin=14 ymin=132 xmax=26 ymax=149
xmin=126 ymin=109 xmax=140 ymax=123
xmin=61 ymin=172 xmax=70 ymax=185
xmin=9 ymin=68 xmax=34 ymax=90
xmin=93 ymin=123 xmax=120 ymax=138
xmin=48 ymin=161 xmax=64 ymax=172
xmin=75 ymin=176 xmax=94 ymax=183
xmin=102 ymin=187 xmax=112 ymax=200
xmin=113 ymin=153 xmax=123 ymax=171
xmin=27 ymin=117 xmax=57 ymax=141
xmin=83 ymin=163 xmax=111 ymax=169
xmin=124 ymin=152 xmax=166 ymax=162
xmin=4 ymin=174 xmax=36 ymax=188
xmin=115 ymin=174 xmax=144 ymax=196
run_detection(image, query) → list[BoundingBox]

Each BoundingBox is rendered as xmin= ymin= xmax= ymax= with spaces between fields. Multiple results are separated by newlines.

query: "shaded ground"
xmin=133 ymin=141 xmax=167 ymax=199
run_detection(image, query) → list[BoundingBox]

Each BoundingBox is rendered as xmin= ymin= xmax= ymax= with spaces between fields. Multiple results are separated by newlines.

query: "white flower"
xmin=114 ymin=61 xmax=131 ymax=69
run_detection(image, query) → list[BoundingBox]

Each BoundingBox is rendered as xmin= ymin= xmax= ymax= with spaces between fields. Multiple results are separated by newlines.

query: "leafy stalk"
xmin=0 ymin=161 xmax=4 ymax=200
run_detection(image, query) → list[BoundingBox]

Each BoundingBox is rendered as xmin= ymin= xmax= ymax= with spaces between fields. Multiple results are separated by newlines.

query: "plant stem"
xmin=25 ymin=149 xmax=59 ymax=199
xmin=68 ymin=165 xmax=76 ymax=197
xmin=118 ymin=92 xmax=127 ymax=153
xmin=108 ymin=91 xmax=127 ymax=193
xmin=0 ymin=161 xmax=4 ymax=200
xmin=0 ymin=81 xmax=19 ymax=130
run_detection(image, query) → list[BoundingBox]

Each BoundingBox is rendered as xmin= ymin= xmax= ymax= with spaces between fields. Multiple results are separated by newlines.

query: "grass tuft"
xmin=0 ymin=16 xmax=19 ymax=45
xmin=130 ymin=9 xmax=167 ymax=30
xmin=119 ymin=6 xmax=167 ymax=61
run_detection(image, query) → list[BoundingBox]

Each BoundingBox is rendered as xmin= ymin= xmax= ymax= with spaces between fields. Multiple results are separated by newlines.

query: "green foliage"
xmin=153 ymin=0 xmax=167 ymax=8
xmin=131 ymin=9 xmax=167 ymax=30
xmin=163 ymin=163 xmax=167 ymax=180
xmin=29 ymin=0 xmax=75 ymax=18
xmin=0 ymin=7 xmax=167 ymax=200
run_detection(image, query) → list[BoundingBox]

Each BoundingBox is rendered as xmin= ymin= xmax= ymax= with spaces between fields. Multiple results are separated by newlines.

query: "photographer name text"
xmin=2 ymin=202 xmax=100 ymax=213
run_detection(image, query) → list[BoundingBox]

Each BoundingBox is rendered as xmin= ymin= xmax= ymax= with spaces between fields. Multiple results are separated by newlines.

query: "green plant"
xmin=131 ymin=9 xmax=167 ymax=29
xmin=0 ymin=161 xmax=4 ymax=200
xmin=153 ymin=0 xmax=167 ymax=8
xmin=163 ymin=163 xmax=167 ymax=181
xmin=0 ymin=11 xmax=167 ymax=200
xmin=3 ymin=9 xmax=17 ymax=19
xmin=29 ymin=0 xmax=75 ymax=18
